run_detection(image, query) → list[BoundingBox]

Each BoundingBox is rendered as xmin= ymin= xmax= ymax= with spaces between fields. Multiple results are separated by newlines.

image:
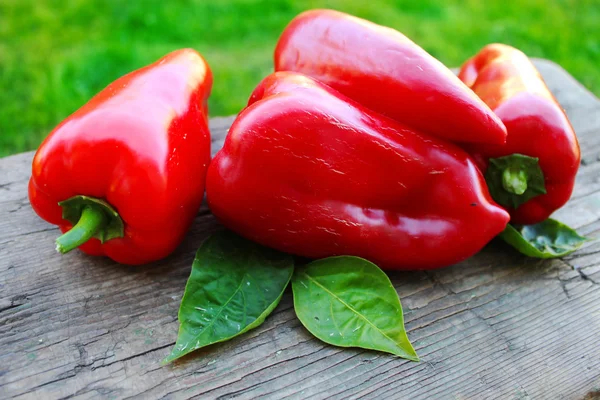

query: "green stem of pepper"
xmin=55 ymin=206 xmax=107 ymax=254
xmin=502 ymin=167 xmax=528 ymax=195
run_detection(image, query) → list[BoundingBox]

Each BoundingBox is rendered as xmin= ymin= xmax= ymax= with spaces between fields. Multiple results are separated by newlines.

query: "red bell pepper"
xmin=29 ymin=49 xmax=213 ymax=265
xmin=458 ymin=44 xmax=580 ymax=224
xmin=206 ymin=72 xmax=509 ymax=270
xmin=274 ymin=9 xmax=507 ymax=145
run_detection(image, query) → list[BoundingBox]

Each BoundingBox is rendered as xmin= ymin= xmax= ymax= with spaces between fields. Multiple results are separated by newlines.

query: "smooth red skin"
xmin=458 ymin=44 xmax=580 ymax=225
xmin=207 ymin=72 xmax=509 ymax=270
xmin=274 ymin=9 xmax=507 ymax=146
xmin=28 ymin=49 xmax=212 ymax=265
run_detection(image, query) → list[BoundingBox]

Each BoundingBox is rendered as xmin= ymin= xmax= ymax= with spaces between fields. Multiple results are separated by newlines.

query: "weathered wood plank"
xmin=1 ymin=60 xmax=600 ymax=400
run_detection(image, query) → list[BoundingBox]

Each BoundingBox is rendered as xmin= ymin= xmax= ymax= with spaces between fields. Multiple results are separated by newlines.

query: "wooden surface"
xmin=2 ymin=59 xmax=600 ymax=400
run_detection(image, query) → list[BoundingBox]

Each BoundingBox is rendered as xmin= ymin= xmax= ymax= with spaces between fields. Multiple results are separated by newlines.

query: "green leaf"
xmin=499 ymin=219 xmax=589 ymax=258
xmin=164 ymin=230 xmax=294 ymax=363
xmin=292 ymin=256 xmax=418 ymax=361
xmin=485 ymin=154 xmax=546 ymax=209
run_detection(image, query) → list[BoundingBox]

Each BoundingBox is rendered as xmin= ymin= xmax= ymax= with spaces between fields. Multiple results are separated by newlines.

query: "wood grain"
xmin=1 ymin=60 xmax=600 ymax=400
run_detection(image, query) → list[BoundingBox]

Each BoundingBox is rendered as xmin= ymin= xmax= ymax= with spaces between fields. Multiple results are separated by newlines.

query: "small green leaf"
xmin=292 ymin=256 xmax=418 ymax=361
xmin=499 ymin=219 xmax=589 ymax=258
xmin=485 ymin=154 xmax=546 ymax=209
xmin=164 ymin=230 xmax=294 ymax=363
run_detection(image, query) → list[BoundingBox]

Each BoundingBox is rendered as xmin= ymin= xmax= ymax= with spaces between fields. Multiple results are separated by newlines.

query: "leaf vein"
xmin=301 ymin=271 xmax=403 ymax=351
xmin=184 ymin=272 xmax=248 ymax=345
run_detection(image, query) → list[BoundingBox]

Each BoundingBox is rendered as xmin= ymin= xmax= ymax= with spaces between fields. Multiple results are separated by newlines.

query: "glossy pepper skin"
xmin=29 ymin=49 xmax=212 ymax=265
xmin=275 ymin=9 xmax=507 ymax=145
xmin=458 ymin=44 xmax=580 ymax=225
xmin=206 ymin=72 xmax=509 ymax=270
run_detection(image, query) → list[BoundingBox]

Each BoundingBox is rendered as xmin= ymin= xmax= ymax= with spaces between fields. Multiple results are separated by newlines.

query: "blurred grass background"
xmin=1 ymin=0 xmax=598 ymax=156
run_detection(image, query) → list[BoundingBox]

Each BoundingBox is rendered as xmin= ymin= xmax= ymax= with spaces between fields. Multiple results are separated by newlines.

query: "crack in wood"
xmin=578 ymin=269 xmax=599 ymax=285
xmin=93 ymin=342 xmax=174 ymax=372
xmin=0 ymin=294 xmax=31 ymax=314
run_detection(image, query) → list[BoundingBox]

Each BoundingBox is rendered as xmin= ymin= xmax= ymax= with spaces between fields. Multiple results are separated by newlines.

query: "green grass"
xmin=1 ymin=0 xmax=598 ymax=156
